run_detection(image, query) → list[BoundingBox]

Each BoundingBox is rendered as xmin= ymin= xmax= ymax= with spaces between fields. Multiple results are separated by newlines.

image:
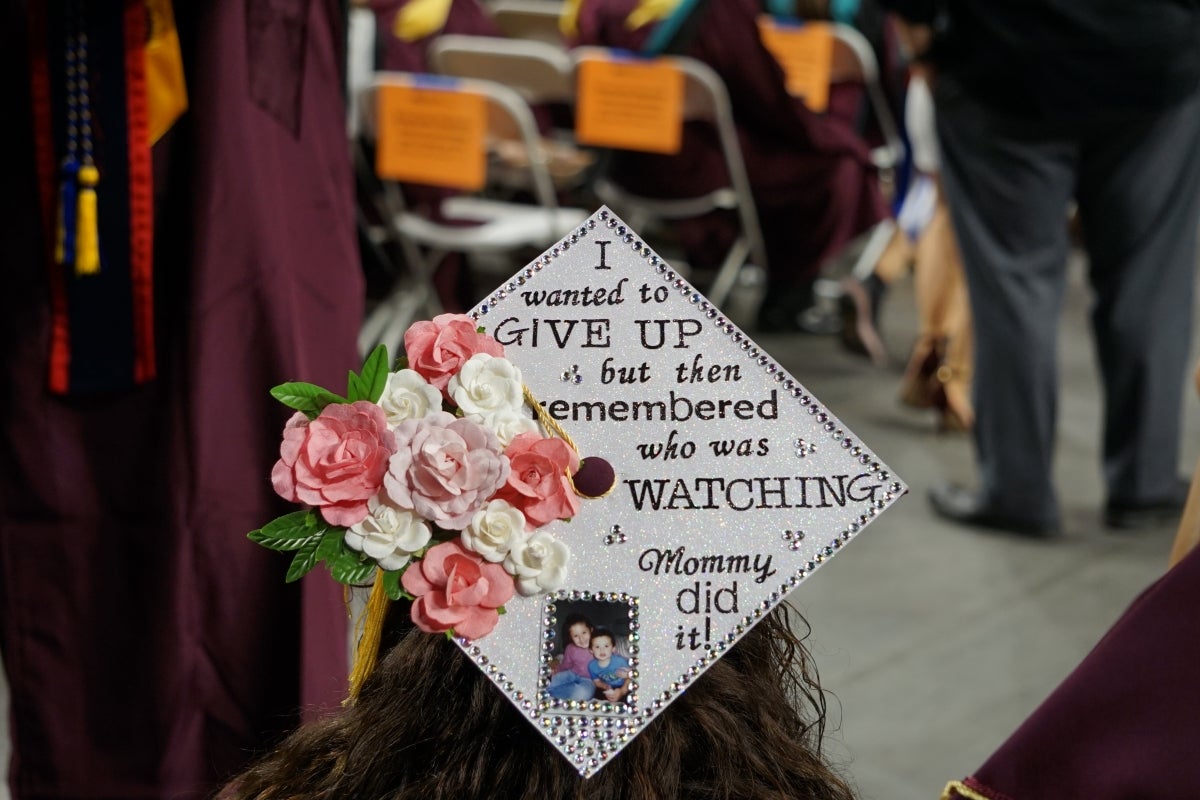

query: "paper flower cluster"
xmin=250 ymin=314 xmax=580 ymax=640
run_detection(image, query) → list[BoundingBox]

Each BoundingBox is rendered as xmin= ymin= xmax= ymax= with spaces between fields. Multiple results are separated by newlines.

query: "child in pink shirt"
xmin=547 ymin=614 xmax=597 ymax=701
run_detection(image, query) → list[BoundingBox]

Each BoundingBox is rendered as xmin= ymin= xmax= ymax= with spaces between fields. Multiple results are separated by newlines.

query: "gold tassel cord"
xmin=523 ymin=384 xmax=580 ymax=455
xmin=346 ymin=569 xmax=392 ymax=703
xmin=522 ymin=384 xmax=617 ymax=499
xmin=940 ymin=781 xmax=994 ymax=800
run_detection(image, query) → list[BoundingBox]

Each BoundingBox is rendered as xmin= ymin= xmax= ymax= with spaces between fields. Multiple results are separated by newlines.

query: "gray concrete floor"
xmin=764 ymin=254 xmax=1200 ymax=800
xmin=1 ymin=253 xmax=1195 ymax=800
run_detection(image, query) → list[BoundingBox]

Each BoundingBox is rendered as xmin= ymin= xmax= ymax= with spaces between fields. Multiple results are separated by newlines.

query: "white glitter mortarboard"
xmin=457 ymin=207 xmax=907 ymax=776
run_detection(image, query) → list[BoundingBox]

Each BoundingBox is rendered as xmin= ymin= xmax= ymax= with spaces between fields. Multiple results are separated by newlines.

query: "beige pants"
xmin=885 ymin=196 xmax=974 ymax=430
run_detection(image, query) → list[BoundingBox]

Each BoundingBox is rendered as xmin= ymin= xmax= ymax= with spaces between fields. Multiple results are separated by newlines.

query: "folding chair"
xmin=569 ymin=47 xmax=768 ymax=311
xmin=820 ymin=23 xmax=904 ymax=281
xmin=752 ymin=18 xmax=904 ymax=336
xmin=356 ymin=72 xmax=587 ymax=359
xmin=428 ymin=34 xmax=594 ymax=191
xmin=430 ymin=34 xmax=573 ymax=105
xmin=488 ymin=0 xmax=566 ymax=47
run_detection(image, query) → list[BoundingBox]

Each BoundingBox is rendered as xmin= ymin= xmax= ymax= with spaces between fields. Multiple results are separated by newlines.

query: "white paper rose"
xmin=461 ymin=499 xmax=527 ymax=563
xmin=378 ymin=369 xmax=442 ymax=428
xmin=447 ymin=354 xmax=525 ymax=419
xmin=504 ymin=530 xmax=570 ymax=596
xmin=344 ymin=494 xmax=433 ymax=570
xmin=476 ymin=408 xmax=538 ymax=447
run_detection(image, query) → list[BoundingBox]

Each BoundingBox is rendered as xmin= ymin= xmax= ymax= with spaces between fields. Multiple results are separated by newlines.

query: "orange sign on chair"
xmin=757 ymin=17 xmax=833 ymax=112
xmin=375 ymin=77 xmax=488 ymax=190
xmin=575 ymin=55 xmax=684 ymax=155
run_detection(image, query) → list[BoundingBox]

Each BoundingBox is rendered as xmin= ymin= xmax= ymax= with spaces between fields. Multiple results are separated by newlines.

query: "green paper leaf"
xmin=381 ymin=568 xmax=410 ymax=601
xmin=346 ymin=371 xmax=368 ymax=403
xmin=248 ymin=511 xmax=321 ymax=551
xmin=395 ymin=355 xmax=409 ymax=371
xmin=357 ymin=344 xmax=390 ymax=404
xmin=271 ymin=382 xmax=346 ymax=417
xmin=346 ymin=345 xmax=389 ymax=403
xmin=315 ymin=526 xmax=348 ymax=563
xmin=327 ymin=549 xmax=377 ymax=585
xmin=285 ymin=534 xmax=322 ymax=582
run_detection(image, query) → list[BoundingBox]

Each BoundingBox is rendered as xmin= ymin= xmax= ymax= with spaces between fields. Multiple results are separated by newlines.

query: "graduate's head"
xmin=225 ymin=602 xmax=857 ymax=800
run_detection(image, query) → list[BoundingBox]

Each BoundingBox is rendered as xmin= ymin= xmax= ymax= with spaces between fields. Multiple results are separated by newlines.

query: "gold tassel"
xmin=393 ymin=0 xmax=453 ymax=41
xmin=346 ymin=569 xmax=391 ymax=704
xmin=626 ymin=0 xmax=684 ymax=29
xmin=145 ymin=0 xmax=188 ymax=145
xmin=940 ymin=781 xmax=993 ymax=800
xmin=559 ymin=0 xmax=583 ymax=36
xmin=74 ymin=164 xmax=100 ymax=275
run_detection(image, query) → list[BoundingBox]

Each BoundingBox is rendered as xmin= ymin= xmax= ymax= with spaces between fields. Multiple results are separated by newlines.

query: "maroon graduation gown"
xmin=0 ymin=1 xmax=361 ymax=797
xmin=945 ymin=544 xmax=1200 ymax=799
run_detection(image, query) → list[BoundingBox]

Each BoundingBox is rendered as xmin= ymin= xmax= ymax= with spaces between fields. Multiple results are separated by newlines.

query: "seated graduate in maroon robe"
xmin=368 ymin=0 xmax=503 ymax=73
xmin=566 ymin=0 xmax=887 ymax=332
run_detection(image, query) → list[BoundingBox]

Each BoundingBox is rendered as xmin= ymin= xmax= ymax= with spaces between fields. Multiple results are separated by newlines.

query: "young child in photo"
xmin=546 ymin=614 xmax=598 ymax=701
xmin=588 ymin=627 xmax=631 ymax=702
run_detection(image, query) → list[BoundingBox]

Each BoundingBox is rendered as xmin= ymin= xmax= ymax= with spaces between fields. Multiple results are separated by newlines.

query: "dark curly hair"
xmin=222 ymin=602 xmax=856 ymax=800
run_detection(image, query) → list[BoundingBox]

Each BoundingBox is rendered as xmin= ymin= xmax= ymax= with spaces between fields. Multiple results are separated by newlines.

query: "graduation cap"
xmin=251 ymin=207 xmax=906 ymax=777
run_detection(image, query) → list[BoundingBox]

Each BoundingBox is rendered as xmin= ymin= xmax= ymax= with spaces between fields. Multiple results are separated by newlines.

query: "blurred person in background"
xmin=564 ymin=0 xmax=889 ymax=333
xmin=885 ymin=0 xmax=1200 ymax=535
xmin=0 ymin=2 xmax=361 ymax=797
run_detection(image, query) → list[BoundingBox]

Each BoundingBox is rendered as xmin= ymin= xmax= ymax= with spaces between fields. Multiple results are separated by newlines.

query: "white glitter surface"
xmin=463 ymin=207 xmax=907 ymax=777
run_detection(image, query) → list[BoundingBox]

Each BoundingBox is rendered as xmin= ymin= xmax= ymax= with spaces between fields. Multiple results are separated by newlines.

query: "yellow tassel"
xmin=626 ymin=0 xmax=684 ymax=29
xmin=346 ymin=569 xmax=392 ymax=704
xmin=145 ymin=0 xmax=188 ymax=145
xmin=75 ymin=164 xmax=101 ymax=276
xmin=940 ymin=781 xmax=993 ymax=800
xmin=393 ymin=0 xmax=453 ymax=41
xmin=559 ymin=0 xmax=583 ymax=36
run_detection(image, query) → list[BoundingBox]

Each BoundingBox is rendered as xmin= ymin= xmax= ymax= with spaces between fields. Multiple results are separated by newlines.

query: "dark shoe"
xmin=795 ymin=302 xmax=843 ymax=335
xmin=899 ymin=338 xmax=942 ymax=409
xmin=899 ymin=337 xmax=974 ymax=432
xmin=1104 ymin=480 xmax=1189 ymax=529
xmin=929 ymin=482 xmax=1059 ymax=537
xmin=755 ymin=285 xmax=814 ymax=333
xmin=755 ymin=295 xmax=841 ymax=335
xmin=839 ymin=274 xmax=888 ymax=365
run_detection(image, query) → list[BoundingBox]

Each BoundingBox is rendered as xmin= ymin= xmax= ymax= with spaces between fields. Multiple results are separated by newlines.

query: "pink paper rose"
xmin=401 ymin=539 xmax=515 ymax=639
xmin=271 ymin=402 xmax=397 ymax=527
xmin=497 ymin=432 xmax=581 ymax=528
xmin=384 ymin=411 xmax=510 ymax=530
xmin=403 ymin=313 xmax=504 ymax=392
